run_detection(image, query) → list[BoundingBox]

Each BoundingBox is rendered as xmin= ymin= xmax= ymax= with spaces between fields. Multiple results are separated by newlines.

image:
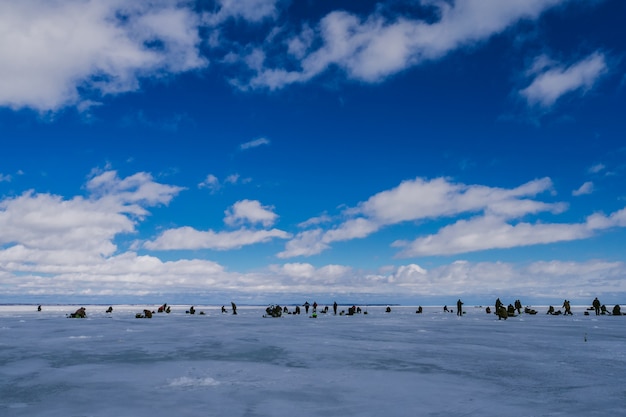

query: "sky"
xmin=0 ymin=0 xmax=625 ymax=305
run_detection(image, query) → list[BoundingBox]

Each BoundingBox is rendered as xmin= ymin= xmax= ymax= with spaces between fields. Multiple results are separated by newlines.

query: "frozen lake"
xmin=1 ymin=304 xmax=624 ymax=416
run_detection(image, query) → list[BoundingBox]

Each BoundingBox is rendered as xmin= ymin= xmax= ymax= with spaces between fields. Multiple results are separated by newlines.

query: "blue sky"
xmin=1 ymin=0 xmax=625 ymax=305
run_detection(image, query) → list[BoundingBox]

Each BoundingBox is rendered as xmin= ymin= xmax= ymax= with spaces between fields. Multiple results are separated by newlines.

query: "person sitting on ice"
xmin=547 ymin=305 xmax=555 ymax=315
xmin=524 ymin=307 xmax=537 ymax=315
xmin=221 ymin=305 xmax=227 ymax=313
xmin=443 ymin=305 xmax=449 ymax=312
xmin=69 ymin=307 xmax=87 ymax=318
xmin=386 ymin=306 xmax=391 ymax=313
xmin=497 ymin=306 xmax=508 ymax=320
xmin=601 ymin=305 xmax=608 ymax=315
xmin=416 ymin=306 xmax=423 ymax=314
xmin=188 ymin=306 xmax=195 ymax=315
xmin=613 ymin=305 xmax=622 ymax=316
xmin=485 ymin=306 xmax=491 ymax=314
xmin=106 ymin=306 xmax=113 ymax=313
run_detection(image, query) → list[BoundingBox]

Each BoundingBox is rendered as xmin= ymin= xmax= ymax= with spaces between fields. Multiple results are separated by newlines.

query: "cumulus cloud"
xmin=0 ymin=169 xmax=183 ymax=264
xmin=143 ymin=226 xmax=291 ymax=251
xmin=224 ymin=199 xmax=278 ymax=227
xmin=144 ymin=199 xmax=290 ymax=251
xmin=394 ymin=206 xmax=626 ymax=257
xmin=392 ymin=215 xmax=590 ymax=257
xmin=0 ymin=0 xmax=206 ymax=112
xmin=240 ymin=0 xmax=565 ymax=89
xmin=572 ymin=181 xmax=594 ymax=196
xmin=279 ymin=176 xmax=565 ymax=258
xmin=520 ymin=52 xmax=607 ymax=108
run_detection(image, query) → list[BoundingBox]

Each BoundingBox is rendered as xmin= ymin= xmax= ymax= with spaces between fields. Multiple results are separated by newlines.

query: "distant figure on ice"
xmin=312 ymin=301 xmax=318 ymax=313
xmin=443 ymin=305 xmax=449 ymax=313
xmin=68 ymin=307 xmax=86 ymax=318
xmin=593 ymin=297 xmax=601 ymax=315
xmin=386 ymin=306 xmax=391 ymax=313
xmin=547 ymin=305 xmax=555 ymax=315
xmin=303 ymin=301 xmax=310 ymax=314
xmin=416 ymin=306 xmax=423 ymax=314
xmin=613 ymin=305 xmax=622 ymax=316
xmin=485 ymin=306 xmax=491 ymax=314
xmin=295 ymin=305 xmax=301 ymax=315
xmin=456 ymin=299 xmax=463 ymax=316
xmin=106 ymin=306 xmax=113 ymax=313
xmin=37 ymin=305 xmax=42 ymax=312
xmin=333 ymin=301 xmax=338 ymax=315
xmin=514 ymin=299 xmax=522 ymax=314
xmin=507 ymin=304 xmax=516 ymax=316
xmin=231 ymin=302 xmax=237 ymax=315
xmin=497 ymin=306 xmax=508 ymax=320
xmin=601 ymin=304 xmax=608 ymax=315
xmin=157 ymin=303 xmax=167 ymax=313
xmin=221 ymin=305 xmax=227 ymax=313
xmin=524 ymin=307 xmax=537 ymax=315
xmin=187 ymin=306 xmax=196 ymax=315
xmin=495 ymin=298 xmax=502 ymax=314
xmin=562 ymin=300 xmax=572 ymax=315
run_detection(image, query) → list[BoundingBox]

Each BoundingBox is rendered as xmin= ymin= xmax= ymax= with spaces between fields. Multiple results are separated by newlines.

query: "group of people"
xmin=47 ymin=298 xmax=624 ymax=319
xmin=588 ymin=297 xmax=622 ymax=316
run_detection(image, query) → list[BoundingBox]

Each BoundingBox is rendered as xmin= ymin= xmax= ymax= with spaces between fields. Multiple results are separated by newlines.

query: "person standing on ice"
xmin=593 ymin=297 xmax=601 ymax=315
xmin=562 ymin=300 xmax=572 ymax=315
xmin=333 ymin=301 xmax=338 ymax=315
xmin=303 ymin=301 xmax=310 ymax=314
xmin=231 ymin=302 xmax=237 ymax=315
xmin=456 ymin=299 xmax=463 ymax=316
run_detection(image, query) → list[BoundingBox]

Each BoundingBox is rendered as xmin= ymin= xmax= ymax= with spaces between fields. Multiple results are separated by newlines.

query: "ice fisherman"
xmin=593 ymin=297 xmax=601 ymax=315
xmin=456 ymin=299 xmax=463 ymax=316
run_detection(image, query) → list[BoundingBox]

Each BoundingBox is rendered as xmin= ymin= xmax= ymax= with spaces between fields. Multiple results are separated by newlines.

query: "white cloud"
xmin=0 ymin=170 xmax=183 ymax=263
xmin=393 ymin=215 xmax=591 ymax=257
xmin=242 ymin=0 xmax=565 ymax=89
xmin=203 ymin=0 xmax=278 ymax=26
xmin=198 ymin=173 xmax=246 ymax=193
xmin=520 ymin=52 xmax=607 ymax=108
xmin=0 ymin=173 xmax=11 ymax=182
xmin=144 ymin=199 xmax=289 ymax=251
xmin=572 ymin=181 xmax=594 ymax=196
xmin=279 ymin=176 xmax=562 ymax=258
xmin=394 ymin=205 xmax=626 ymax=257
xmin=224 ymin=199 xmax=278 ymax=227
xmin=240 ymin=137 xmax=270 ymax=151
xmin=198 ymin=174 xmax=220 ymax=192
xmin=143 ymin=226 xmax=291 ymax=251
xmin=588 ymin=163 xmax=606 ymax=174
xmin=0 ymin=0 xmax=206 ymax=112
xmin=276 ymin=229 xmax=329 ymax=259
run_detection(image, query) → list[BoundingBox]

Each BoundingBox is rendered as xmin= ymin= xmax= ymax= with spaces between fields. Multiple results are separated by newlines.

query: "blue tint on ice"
xmin=1 ymin=305 xmax=625 ymax=416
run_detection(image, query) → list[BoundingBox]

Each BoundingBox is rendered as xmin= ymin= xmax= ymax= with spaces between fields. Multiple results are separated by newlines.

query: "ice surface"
xmin=1 ymin=304 xmax=624 ymax=416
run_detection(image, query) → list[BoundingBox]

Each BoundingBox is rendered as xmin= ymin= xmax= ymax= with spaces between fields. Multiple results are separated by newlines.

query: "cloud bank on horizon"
xmin=0 ymin=0 xmax=625 ymax=304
